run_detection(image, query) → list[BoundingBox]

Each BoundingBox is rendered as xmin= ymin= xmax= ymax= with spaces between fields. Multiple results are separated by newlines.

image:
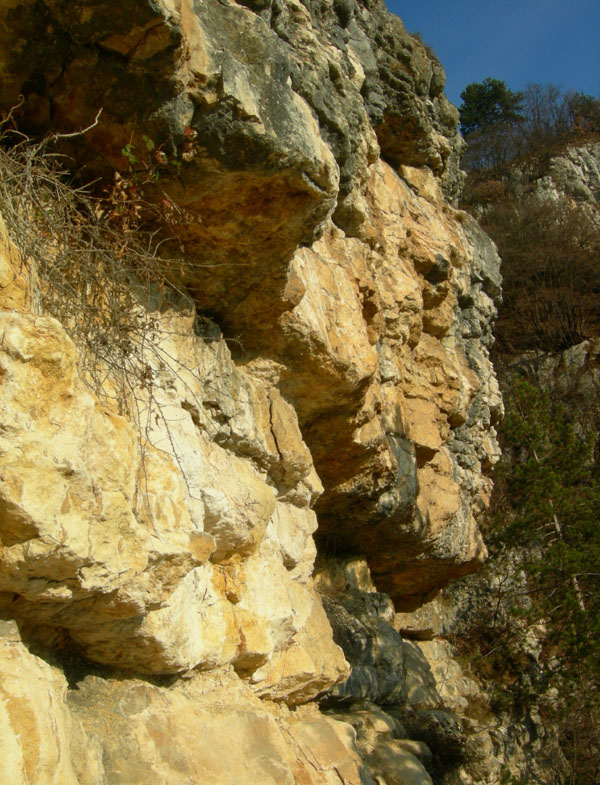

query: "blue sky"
xmin=386 ymin=1 xmax=600 ymax=108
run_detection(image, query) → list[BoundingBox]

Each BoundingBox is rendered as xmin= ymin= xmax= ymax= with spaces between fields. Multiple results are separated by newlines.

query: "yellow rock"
xmin=0 ymin=621 xmax=83 ymax=785
xmin=0 ymin=214 xmax=32 ymax=313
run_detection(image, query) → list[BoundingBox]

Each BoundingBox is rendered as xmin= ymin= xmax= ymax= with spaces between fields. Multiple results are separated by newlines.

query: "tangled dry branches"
xmin=0 ymin=121 xmax=198 ymax=416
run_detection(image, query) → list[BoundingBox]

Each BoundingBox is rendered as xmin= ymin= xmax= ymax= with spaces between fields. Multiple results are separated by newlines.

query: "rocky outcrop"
xmin=0 ymin=0 xmax=466 ymax=340
xmin=463 ymin=139 xmax=600 ymax=218
xmin=0 ymin=304 xmax=350 ymax=686
xmin=0 ymin=162 xmax=501 ymax=621
xmin=505 ymin=337 xmax=600 ymax=417
xmin=0 ymin=1 xmax=503 ymax=783
xmin=0 ymin=619 xmax=378 ymax=785
xmin=524 ymin=141 xmax=600 ymax=204
xmin=0 ymin=620 xmax=82 ymax=785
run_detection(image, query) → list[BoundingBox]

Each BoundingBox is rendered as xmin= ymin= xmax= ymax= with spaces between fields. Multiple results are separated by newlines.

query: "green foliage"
xmin=452 ymin=377 xmax=600 ymax=781
xmin=460 ymin=80 xmax=600 ymax=170
xmin=142 ymin=133 xmax=155 ymax=152
xmin=458 ymin=78 xmax=524 ymax=169
xmin=121 ymin=142 xmax=138 ymax=169
xmin=488 ymin=376 xmax=600 ymax=783
xmin=459 ymin=78 xmax=524 ymax=136
xmin=494 ymin=377 xmax=600 ymax=672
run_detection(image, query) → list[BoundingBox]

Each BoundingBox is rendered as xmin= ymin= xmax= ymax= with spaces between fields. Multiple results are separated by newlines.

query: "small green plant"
xmin=121 ymin=142 xmax=138 ymax=169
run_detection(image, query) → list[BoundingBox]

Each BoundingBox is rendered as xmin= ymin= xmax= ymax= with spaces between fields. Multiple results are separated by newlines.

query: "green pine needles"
xmin=489 ymin=376 xmax=600 ymax=782
xmin=494 ymin=376 xmax=599 ymax=676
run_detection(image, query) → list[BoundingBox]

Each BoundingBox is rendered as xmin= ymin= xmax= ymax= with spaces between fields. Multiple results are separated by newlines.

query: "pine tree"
xmin=459 ymin=78 xmax=524 ymax=136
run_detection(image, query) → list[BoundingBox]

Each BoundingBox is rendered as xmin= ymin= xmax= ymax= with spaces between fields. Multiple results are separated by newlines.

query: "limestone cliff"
xmin=0 ymin=2 xmax=502 ymax=783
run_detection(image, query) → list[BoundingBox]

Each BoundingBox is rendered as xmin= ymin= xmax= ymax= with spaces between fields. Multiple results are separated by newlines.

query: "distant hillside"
xmin=456 ymin=102 xmax=600 ymax=785
xmin=461 ymin=136 xmax=600 ymax=355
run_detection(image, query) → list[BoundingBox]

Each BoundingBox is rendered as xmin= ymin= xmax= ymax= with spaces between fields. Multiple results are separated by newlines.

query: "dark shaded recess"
xmin=319 ymin=589 xmax=404 ymax=707
xmin=0 ymin=612 xmax=128 ymax=690
xmin=333 ymin=0 xmax=354 ymax=29
xmin=1 ymin=4 xmax=68 ymax=120
xmin=312 ymin=433 xmax=417 ymax=561
xmin=425 ymin=254 xmax=450 ymax=285
xmin=73 ymin=47 xmax=178 ymax=123
xmin=234 ymin=0 xmax=273 ymax=12
xmin=10 ymin=37 xmax=180 ymax=155
xmin=387 ymin=708 xmax=468 ymax=780
xmin=41 ymin=0 xmax=161 ymax=45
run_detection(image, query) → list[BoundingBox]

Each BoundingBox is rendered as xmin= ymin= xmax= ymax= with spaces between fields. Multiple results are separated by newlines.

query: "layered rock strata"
xmin=0 ymin=1 xmax=502 ymax=783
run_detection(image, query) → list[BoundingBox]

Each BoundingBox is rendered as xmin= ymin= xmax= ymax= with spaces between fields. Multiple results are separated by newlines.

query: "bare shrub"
xmin=477 ymin=195 xmax=600 ymax=354
xmin=2 ymin=119 xmax=182 ymax=382
xmin=461 ymin=123 xmax=520 ymax=172
xmin=0 ymin=116 xmax=220 ymax=491
xmin=518 ymin=83 xmax=574 ymax=152
xmin=461 ymin=82 xmax=600 ymax=173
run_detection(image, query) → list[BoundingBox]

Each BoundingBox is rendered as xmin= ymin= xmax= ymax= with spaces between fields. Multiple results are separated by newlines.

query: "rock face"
xmin=0 ymin=1 xmax=503 ymax=783
xmin=524 ymin=141 xmax=600 ymax=205
xmin=504 ymin=337 xmax=600 ymax=421
xmin=464 ymin=139 xmax=600 ymax=218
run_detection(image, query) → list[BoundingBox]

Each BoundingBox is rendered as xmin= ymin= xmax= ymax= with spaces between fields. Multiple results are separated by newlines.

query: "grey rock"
xmin=461 ymin=215 xmax=502 ymax=304
xmin=389 ymin=708 xmax=468 ymax=777
xmin=322 ymin=589 xmax=405 ymax=705
xmin=538 ymin=142 xmax=600 ymax=203
xmin=402 ymin=641 xmax=441 ymax=709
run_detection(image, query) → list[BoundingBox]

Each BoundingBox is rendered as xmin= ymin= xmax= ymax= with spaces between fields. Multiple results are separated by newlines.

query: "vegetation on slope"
xmin=459 ymin=81 xmax=600 ymax=355
xmin=473 ymin=377 xmax=600 ymax=785
xmin=456 ymin=79 xmax=600 ymax=785
xmin=458 ymin=79 xmax=600 ymax=171
xmin=468 ymin=192 xmax=600 ymax=353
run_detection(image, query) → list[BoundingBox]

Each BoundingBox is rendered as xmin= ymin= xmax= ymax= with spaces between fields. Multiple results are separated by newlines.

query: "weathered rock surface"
xmin=505 ymin=337 xmax=600 ymax=421
xmin=67 ymin=670 xmax=377 ymax=785
xmin=0 ymin=0 xmax=505 ymax=782
xmin=316 ymin=558 xmax=480 ymax=784
xmin=286 ymin=162 xmax=500 ymax=606
xmin=527 ymin=141 xmax=600 ymax=204
xmin=316 ymin=557 xmax=404 ymax=705
xmin=0 ymin=0 xmax=466 ymax=340
xmin=0 ymin=620 xmax=81 ymax=785
xmin=0 ymin=306 xmax=349 ymax=688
